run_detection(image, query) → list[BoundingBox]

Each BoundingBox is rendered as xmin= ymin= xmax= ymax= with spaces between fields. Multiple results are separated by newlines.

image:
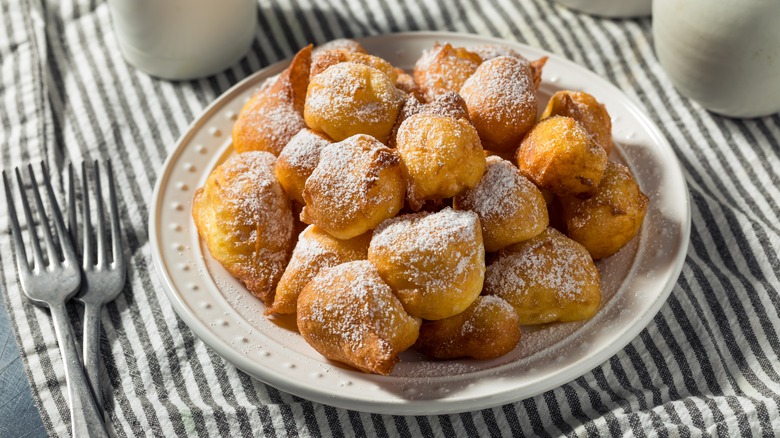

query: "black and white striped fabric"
xmin=2 ymin=0 xmax=780 ymax=436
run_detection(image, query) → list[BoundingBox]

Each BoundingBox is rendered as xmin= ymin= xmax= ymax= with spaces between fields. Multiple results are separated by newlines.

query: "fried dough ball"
xmin=414 ymin=296 xmax=521 ymax=360
xmin=468 ymin=45 xmax=547 ymax=90
xmin=388 ymin=96 xmax=423 ymax=148
xmin=416 ymin=90 xmax=471 ymax=121
xmin=389 ymin=92 xmax=470 ymax=147
xmin=312 ymin=38 xmax=367 ymax=55
xmin=301 ymin=134 xmax=405 ymax=239
xmin=297 ymin=260 xmax=421 ymax=375
xmin=192 ymin=152 xmax=294 ymax=305
xmin=413 ymin=43 xmax=482 ymax=101
xmin=388 ymin=91 xmax=471 ymax=147
xmin=396 ymin=91 xmax=471 ymax=122
xmin=542 ymin=90 xmax=613 ymax=155
xmin=304 ymin=62 xmax=404 ymax=143
xmin=233 ymin=45 xmax=312 ymax=155
xmin=460 ymin=56 xmax=537 ymax=152
xmin=267 ymin=225 xmax=371 ymax=315
xmin=311 ymin=50 xmax=398 ymax=82
xmin=468 ymin=44 xmax=528 ymax=62
xmin=483 ymin=227 xmax=601 ymax=325
xmin=454 ymin=156 xmax=548 ymax=252
xmin=559 ymin=161 xmax=648 ymax=259
xmin=275 ymin=128 xmax=332 ymax=204
xmin=517 ymin=116 xmax=608 ymax=197
xmin=368 ymin=208 xmax=485 ymax=320
xmin=395 ymin=113 xmax=485 ymax=210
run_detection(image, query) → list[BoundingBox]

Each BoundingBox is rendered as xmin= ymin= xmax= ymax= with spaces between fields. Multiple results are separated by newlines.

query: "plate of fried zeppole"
xmin=150 ymin=32 xmax=690 ymax=415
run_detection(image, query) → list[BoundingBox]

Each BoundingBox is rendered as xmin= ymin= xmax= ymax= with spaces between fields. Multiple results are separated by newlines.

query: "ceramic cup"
xmin=553 ymin=0 xmax=652 ymax=18
xmin=653 ymin=0 xmax=780 ymax=118
xmin=107 ymin=0 xmax=257 ymax=80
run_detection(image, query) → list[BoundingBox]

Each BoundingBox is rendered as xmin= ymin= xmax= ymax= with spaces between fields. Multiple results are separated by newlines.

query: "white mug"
xmin=107 ymin=0 xmax=257 ymax=80
xmin=653 ymin=0 xmax=780 ymax=118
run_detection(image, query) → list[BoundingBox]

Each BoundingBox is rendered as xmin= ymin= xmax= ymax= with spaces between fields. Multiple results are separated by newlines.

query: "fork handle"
xmin=82 ymin=302 xmax=104 ymax=410
xmin=49 ymin=301 xmax=110 ymax=438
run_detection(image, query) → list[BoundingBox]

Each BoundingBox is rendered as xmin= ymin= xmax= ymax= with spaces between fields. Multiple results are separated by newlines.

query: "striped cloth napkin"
xmin=2 ymin=0 xmax=780 ymax=436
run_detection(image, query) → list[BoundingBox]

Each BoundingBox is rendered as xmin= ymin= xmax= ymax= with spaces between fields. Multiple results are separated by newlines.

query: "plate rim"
xmin=149 ymin=30 xmax=692 ymax=415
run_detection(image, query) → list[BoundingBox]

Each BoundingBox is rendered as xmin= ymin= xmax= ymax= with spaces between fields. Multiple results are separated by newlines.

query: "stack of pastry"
xmin=192 ymin=39 xmax=648 ymax=375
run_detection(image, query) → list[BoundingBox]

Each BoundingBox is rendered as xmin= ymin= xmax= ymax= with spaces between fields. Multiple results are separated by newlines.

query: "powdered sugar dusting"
xmin=415 ymin=44 xmax=440 ymax=70
xmin=417 ymin=91 xmax=470 ymax=121
xmin=278 ymin=128 xmax=331 ymax=171
xmin=298 ymin=260 xmax=416 ymax=357
xmin=303 ymin=135 xmax=401 ymax=230
xmin=220 ymin=153 xmax=291 ymax=250
xmin=282 ymin=227 xmax=341 ymax=280
xmin=313 ymin=38 xmax=366 ymax=55
xmin=312 ymin=143 xmax=370 ymax=214
xmin=195 ymin=152 xmax=294 ymax=302
xmin=485 ymin=229 xmax=596 ymax=303
xmin=468 ymin=44 xmax=529 ymax=64
xmin=259 ymin=97 xmax=305 ymax=149
xmin=413 ymin=43 xmax=482 ymax=101
xmin=461 ymin=56 xmax=535 ymax=123
xmin=459 ymin=295 xmax=515 ymax=337
xmin=457 ymin=156 xmax=544 ymax=222
xmin=305 ymin=62 xmax=402 ymax=132
xmin=371 ymin=208 xmax=481 ymax=287
xmin=257 ymin=74 xmax=279 ymax=94
xmin=476 ymin=294 xmax=515 ymax=312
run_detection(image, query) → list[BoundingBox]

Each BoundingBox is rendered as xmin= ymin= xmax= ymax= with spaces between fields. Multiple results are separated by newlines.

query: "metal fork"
xmin=3 ymin=163 xmax=109 ymax=438
xmin=67 ymin=160 xmax=126 ymax=412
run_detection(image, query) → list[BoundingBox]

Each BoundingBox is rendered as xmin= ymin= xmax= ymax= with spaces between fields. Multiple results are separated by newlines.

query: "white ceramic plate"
xmin=150 ymin=32 xmax=690 ymax=416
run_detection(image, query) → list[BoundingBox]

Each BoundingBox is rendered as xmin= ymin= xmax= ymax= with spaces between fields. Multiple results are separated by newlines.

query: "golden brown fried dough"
xmin=454 ymin=156 xmax=548 ymax=252
xmin=312 ymin=38 xmax=367 ymax=55
xmin=529 ymin=56 xmax=548 ymax=90
xmin=460 ymin=56 xmax=537 ymax=152
xmin=559 ymin=161 xmax=648 ymax=259
xmin=420 ymin=90 xmax=471 ymax=121
xmin=368 ymin=208 xmax=485 ymax=320
xmin=468 ymin=44 xmax=528 ymax=62
xmin=268 ymin=225 xmax=371 ymax=315
xmin=542 ymin=90 xmax=613 ymax=155
xmin=389 ymin=91 xmax=470 ymax=148
xmin=393 ymin=68 xmax=425 ymax=102
xmin=483 ymin=227 xmax=601 ymax=325
xmin=233 ymin=45 xmax=312 ymax=155
xmin=304 ymin=62 xmax=404 ymax=143
xmin=275 ymin=128 xmax=332 ymax=204
xmin=413 ymin=43 xmax=482 ymax=101
xmin=468 ymin=45 xmax=546 ymax=90
xmin=297 ymin=260 xmax=421 ymax=375
xmin=414 ymin=296 xmax=521 ymax=360
xmin=192 ymin=152 xmax=294 ymax=305
xmin=395 ymin=113 xmax=485 ymax=210
xmin=301 ymin=134 xmax=406 ymax=239
xmin=517 ymin=116 xmax=608 ymax=197
xmin=311 ymin=50 xmax=398 ymax=82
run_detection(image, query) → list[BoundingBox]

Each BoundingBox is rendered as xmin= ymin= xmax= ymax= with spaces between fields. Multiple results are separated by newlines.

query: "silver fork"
xmin=3 ymin=163 xmax=109 ymax=438
xmin=67 ymin=160 xmax=126 ymax=412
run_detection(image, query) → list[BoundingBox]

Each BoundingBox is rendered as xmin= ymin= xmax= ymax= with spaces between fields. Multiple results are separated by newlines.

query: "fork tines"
xmin=68 ymin=160 xmax=123 ymax=271
xmin=3 ymin=163 xmax=78 ymax=274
